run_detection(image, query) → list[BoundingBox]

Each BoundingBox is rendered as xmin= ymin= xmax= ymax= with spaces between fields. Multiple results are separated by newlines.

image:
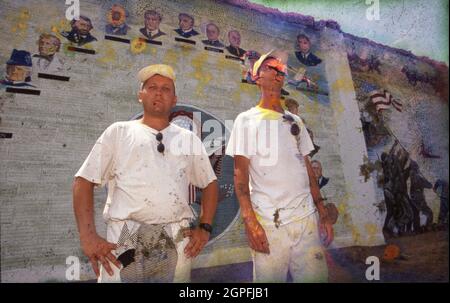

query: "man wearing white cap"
xmin=73 ymin=64 xmax=218 ymax=282
xmin=226 ymin=51 xmax=333 ymax=282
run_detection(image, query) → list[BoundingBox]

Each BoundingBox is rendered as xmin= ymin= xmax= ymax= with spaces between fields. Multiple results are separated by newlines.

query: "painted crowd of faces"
xmin=2 ymin=4 xmax=324 ymax=89
xmin=1 ymin=33 xmax=65 ymax=88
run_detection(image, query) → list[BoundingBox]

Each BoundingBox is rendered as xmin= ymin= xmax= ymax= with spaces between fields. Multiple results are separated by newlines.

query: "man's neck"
xmin=140 ymin=115 xmax=170 ymax=131
xmin=258 ymin=90 xmax=284 ymax=113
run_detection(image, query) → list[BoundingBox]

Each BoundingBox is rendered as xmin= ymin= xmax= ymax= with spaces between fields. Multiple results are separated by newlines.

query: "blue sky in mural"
xmin=249 ymin=0 xmax=449 ymax=65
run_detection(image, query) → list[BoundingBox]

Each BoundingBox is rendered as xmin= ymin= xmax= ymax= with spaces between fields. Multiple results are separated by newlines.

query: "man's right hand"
xmin=243 ymin=216 xmax=270 ymax=254
xmin=80 ymin=233 xmax=121 ymax=278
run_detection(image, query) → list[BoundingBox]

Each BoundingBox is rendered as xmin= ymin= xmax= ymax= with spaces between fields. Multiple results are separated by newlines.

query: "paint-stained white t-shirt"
xmin=226 ymin=106 xmax=315 ymax=226
xmin=75 ymin=120 xmax=217 ymax=224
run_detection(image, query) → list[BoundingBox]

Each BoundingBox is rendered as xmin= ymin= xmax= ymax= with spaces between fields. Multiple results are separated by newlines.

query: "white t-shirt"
xmin=75 ymin=120 xmax=217 ymax=224
xmin=226 ymin=106 xmax=315 ymax=226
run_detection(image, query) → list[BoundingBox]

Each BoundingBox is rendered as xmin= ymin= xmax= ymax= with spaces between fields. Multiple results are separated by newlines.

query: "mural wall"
xmin=0 ymin=0 xmax=447 ymax=282
xmin=345 ymin=34 xmax=449 ymax=239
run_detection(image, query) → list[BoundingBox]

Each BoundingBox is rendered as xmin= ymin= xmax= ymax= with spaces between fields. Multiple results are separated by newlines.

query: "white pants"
xmin=98 ymin=219 xmax=192 ymax=283
xmin=253 ymin=212 xmax=328 ymax=283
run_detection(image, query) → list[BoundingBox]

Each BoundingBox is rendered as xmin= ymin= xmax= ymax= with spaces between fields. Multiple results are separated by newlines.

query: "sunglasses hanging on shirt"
xmin=282 ymin=114 xmax=300 ymax=136
xmin=155 ymin=132 xmax=165 ymax=155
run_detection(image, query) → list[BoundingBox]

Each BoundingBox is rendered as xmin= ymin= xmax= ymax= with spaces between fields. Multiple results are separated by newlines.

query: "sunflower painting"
xmin=130 ymin=37 xmax=147 ymax=54
xmin=105 ymin=4 xmax=130 ymax=36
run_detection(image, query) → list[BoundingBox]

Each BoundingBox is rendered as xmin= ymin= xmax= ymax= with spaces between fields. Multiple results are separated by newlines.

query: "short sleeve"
xmin=189 ymin=135 xmax=217 ymax=189
xmin=74 ymin=123 xmax=117 ymax=187
xmin=225 ymin=113 xmax=257 ymax=159
xmin=297 ymin=117 xmax=315 ymax=157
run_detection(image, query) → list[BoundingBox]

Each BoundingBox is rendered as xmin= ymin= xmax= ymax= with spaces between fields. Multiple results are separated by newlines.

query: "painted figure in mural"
xmin=433 ymin=179 xmax=449 ymax=226
xmin=311 ymin=160 xmax=329 ymax=189
xmin=243 ymin=50 xmax=261 ymax=84
xmin=226 ymin=30 xmax=246 ymax=58
xmin=202 ymin=22 xmax=225 ymax=48
xmin=61 ymin=15 xmax=97 ymax=46
xmin=295 ymin=34 xmax=322 ymax=67
xmin=32 ymin=34 xmax=64 ymax=73
xmin=1 ymin=49 xmax=35 ymax=88
xmin=409 ymin=161 xmax=434 ymax=232
xmin=380 ymin=151 xmax=396 ymax=237
xmin=284 ymin=98 xmax=299 ymax=115
xmin=73 ymin=64 xmax=218 ymax=283
xmin=174 ymin=13 xmax=199 ymax=39
xmin=226 ymin=50 xmax=333 ymax=282
xmin=381 ymin=142 xmax=414 ymax=238
xmin=105 ymin=4 xmax=130 ymax=36
xmin=392 ymin=146 xmax=415 ymax=235
xmin=139 ymin=10 xmax=166 ymax=40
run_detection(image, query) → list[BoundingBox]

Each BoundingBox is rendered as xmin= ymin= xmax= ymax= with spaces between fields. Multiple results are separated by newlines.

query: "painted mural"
xmin=346 ymin=37 xmax=449 ymax=239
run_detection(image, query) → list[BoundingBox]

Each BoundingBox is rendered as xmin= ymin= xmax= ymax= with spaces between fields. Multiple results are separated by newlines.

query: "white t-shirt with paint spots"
xmin=75 ymin=120 xmax=217 ymax=224
xmin=226 ymin=106 xmax=316 ymax=226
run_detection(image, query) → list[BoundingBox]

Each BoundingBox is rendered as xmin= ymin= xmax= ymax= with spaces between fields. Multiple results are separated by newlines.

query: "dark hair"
xmin=296 ymin=34 xmax=310 ymax=42
xmin=71 ymin=15 xmax=93 ymax=30
xmin=178 ymin=13 xmax=194 ymax=23
xmin=144 ymin=10 xmax=162 ymax=21
xmin=285 ymin=98 xmax=299 ymax=108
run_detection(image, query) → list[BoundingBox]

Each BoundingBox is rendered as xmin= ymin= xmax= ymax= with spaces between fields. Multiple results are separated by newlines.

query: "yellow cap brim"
xmin=138 ymin=64 xmax=176 ymax=84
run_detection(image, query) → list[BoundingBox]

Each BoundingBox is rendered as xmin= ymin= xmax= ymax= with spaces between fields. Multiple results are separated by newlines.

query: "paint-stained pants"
xmin=98 ymin=219 xmax=191 ymax=283
xmin=253 ymin=212 xmax=328 ymax=283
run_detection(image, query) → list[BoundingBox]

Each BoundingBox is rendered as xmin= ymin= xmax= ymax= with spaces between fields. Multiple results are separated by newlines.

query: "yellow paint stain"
xmin=331 ymin=78 xmax=354 ymax=92
xmin=17 ymin=23 xmax=27 ymax=30
xmin=331 ymin=99 xmax=345 ymax=115
xmin=97 ymin=44 xmax=117 ymax=64
xmin=162 ymin=49 xmax=179 ymax=66
xmin=189 ymin=53 xmax=213 ymax=98
xmin=351 ymin=225 xmax=361 ymax=244
xmin=19 ymin=9 xmax=30 ymax=20
xmin=338 ymin=202 xmax=348 ymax=214
xmin=364 ymin=223 xmax=378 ymax=245
xmin=148 ymin=46 xmax=157 ymax=56
xmin=231 ymin=82 xmax=258 ymax=105
xmin=303 ymin=99 xmax=320 ymax=116
xmin=7 ymin=7 xmax=32 ymax=44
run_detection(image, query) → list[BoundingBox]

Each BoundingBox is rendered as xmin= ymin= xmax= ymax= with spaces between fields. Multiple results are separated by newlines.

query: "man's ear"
xmin=138 ymin=90 xmax=143 ymax=103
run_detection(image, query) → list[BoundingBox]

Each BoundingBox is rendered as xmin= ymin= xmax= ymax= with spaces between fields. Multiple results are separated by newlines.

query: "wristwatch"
xmin=198 ymin=223 xmax=213 ymax=233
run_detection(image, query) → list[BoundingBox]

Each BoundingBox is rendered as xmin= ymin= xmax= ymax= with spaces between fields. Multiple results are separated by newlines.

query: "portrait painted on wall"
xmin=174 ymin=13 xmax=199 ymax=39
xmin=105 ymin=4 xmax=130 ymax=36
xmin=61 ymin=15 xmax=97 ymax=46
xmin=242 ymin=50 xmax=261 ymax=84
xmin=32 ymin=34 xmax=64 ymax=74
xmin=1 ymin=49 xmax=35 ymax=88
xmin=140 ymin=10 xmax=165 ymax=40
xmin=201 ymin=22 xmax=225 ymax=48
xmin=295 ymin=33 xmax=322 ymax=66
xmin=226 ymin=30 xmax=246 ymax=58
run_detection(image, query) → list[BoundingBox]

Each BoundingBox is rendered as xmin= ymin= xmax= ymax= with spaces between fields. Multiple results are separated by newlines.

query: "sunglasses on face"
xmin=155 ymin=132 xmax=165 ymax=154
xmin=282 ymin=114 xmax=300 ymax=136
xmin=267 ymin=65 xmax=287 ymax=77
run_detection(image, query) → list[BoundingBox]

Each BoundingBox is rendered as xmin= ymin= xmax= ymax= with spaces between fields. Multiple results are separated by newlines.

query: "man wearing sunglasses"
xmin=226 ymin=50 xmax=333 ymax=283
xmin=73 ymin=64 xmax=218 ymax=282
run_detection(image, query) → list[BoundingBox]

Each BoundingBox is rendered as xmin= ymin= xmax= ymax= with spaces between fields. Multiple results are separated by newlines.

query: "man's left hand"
xmin=317 ymin=204 xmax=334 ymax=247
xmin=183 ymin=227 xmax=210 ymax=258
